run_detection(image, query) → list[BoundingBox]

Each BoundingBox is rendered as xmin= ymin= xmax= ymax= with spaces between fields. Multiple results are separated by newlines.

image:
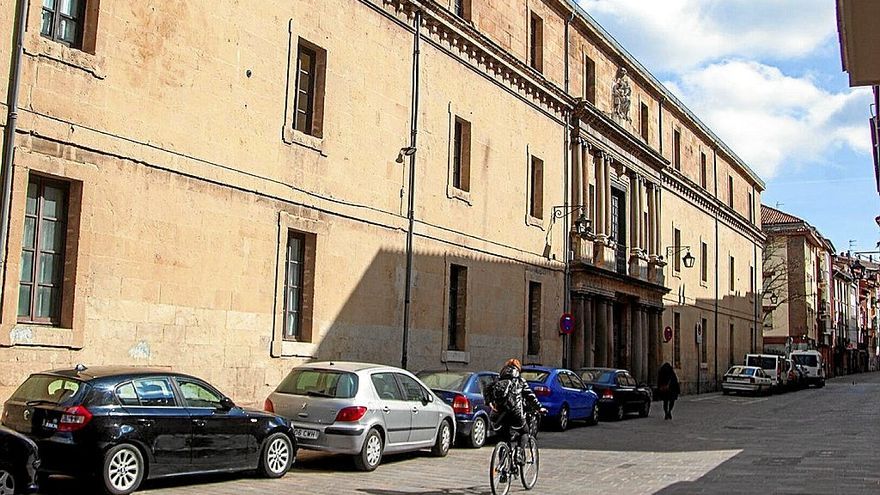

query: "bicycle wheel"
xmin=519 ymin=434 xmax=539 ymax=490
xmin=489 ymin=442 xmax=512 ymax=495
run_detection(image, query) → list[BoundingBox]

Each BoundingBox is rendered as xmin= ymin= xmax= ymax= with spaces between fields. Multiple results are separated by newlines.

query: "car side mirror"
xmin=219 ymin=397 xmax=235 ymax=411
xmin=422 ymin=394 xmax=434 ymax=405
xmin=585 ymin=384 xmax=593 ymax=391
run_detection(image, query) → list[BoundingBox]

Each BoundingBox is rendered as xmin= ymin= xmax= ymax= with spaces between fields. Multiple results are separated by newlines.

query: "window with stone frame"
xmin=673 ymin=227 xmax=682 ymax=272
xmin=673 ymin=129 xmax=682 ymax=171
xmin=529 ymin=12 xmax=543 ymax=73
xmin=452 ymin=117 xmax=471 ymax=192
xmin=728 ymin=324 xmax=735 ymax=368
xmin=700 ymin=152 xmax=708 ymax=189
xmin=640 ymin=102 xmax=649 ymax=141
xmin=701 ymin=241 xmax=708 ymax=283
xmin=294 ymin=39 xmax=327 ymax=138
xmin=41 ymin=0 xmax=87 ymax=48
xmin=728 ymin=175 xmax=734 ymax=208
xmin=447 ymin=264 xmax=467 ymax=351
xmin=527 ymin=281 xmax=541 ymax=355
xmin=282 ymin=231 xmax=316 ymax=342
xmin=529 ymin=156 xmax=544 ymax=220
xmin=673 ymin=312 xmax=681 ymax=369
xmin=18 ymin=176 xmax=68 ymax=324
xmin=583 ymin=54 xmax=596 ymax=103
xmin=453 ymin=0 xmax=471 ymax=20
xmin=729 ymin=256 xmax=735 ymax=293
xmin=748 ymin=191 xmax=754 ymax=223
xmin=701 ymin=317 xmax=708 ymax=364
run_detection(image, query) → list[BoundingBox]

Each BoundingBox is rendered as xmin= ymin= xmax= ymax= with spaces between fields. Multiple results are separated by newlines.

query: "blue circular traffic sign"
xmin=559 ymin=313 xmax=575 ymax=335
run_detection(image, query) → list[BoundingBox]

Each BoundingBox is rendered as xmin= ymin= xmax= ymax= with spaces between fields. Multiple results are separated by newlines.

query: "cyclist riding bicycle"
xmin=486 ymin=359 xmax=546 ymax=463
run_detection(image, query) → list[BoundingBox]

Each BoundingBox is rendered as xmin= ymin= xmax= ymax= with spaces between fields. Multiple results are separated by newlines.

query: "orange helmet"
xmin=505 ymin=358 xmax=522 ymax=370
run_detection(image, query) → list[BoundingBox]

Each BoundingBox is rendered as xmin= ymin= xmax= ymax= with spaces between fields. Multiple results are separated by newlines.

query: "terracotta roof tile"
xmin=761 ymin=204 xmax=804 ymax=225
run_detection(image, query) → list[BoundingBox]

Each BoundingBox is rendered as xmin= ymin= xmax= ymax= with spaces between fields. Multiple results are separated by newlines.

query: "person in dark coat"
xmin=657 ymin=362 xmax=680 ymax=420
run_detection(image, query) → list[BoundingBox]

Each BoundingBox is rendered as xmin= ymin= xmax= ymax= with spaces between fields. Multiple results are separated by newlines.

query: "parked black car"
xmin=1 ymin=366 xmax=297 ymax=495
xmin=577 ymin=368 xmax=652 ymax=420
xmin=0 ymin=425 xmax=40 ymax=494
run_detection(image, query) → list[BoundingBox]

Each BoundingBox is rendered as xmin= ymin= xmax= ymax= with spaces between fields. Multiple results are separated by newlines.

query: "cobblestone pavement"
xmin=40 ymin=372 xmax=880 ymax=494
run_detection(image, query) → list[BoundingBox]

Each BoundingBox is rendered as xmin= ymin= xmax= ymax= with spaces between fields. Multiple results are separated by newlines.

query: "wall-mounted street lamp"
xmin=395 ymin=146 xmax=417 ymax=164
xmin=551 ymin=205 xmax=592 ymax=238
xmin=664 ymin=245 xmax=696 ymax=269
xmin=768 ymin=292 xmax=779 ymax=306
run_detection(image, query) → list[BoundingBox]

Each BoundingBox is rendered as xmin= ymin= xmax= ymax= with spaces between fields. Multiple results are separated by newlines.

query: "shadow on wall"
xmin=660 ymin=291 xmax=761 ymax=394
xmin=302 ymin=247 xmax=563 ymax=374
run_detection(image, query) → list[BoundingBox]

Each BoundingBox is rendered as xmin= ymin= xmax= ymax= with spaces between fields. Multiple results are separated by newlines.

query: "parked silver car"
xmin=265 ymin=361 xmax=455 ymax=471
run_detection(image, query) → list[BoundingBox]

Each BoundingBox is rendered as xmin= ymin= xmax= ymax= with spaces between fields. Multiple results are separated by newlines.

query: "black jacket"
xmin=657 ymin=363 xmax=681 ymax=400
xmin=494 ymin=364 xmax=542 ymax=426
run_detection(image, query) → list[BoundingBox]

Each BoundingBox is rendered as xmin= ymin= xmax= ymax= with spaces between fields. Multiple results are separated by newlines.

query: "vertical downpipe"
xmin=561 ymin=12 xmax=573 ymax=368
xmin=713 ymin=148 xmax=720 ymax=389
xmin=0 ymin=0 xmax=29 ymax=307
xmin=401 ymin=10 xmax=421 ymax=370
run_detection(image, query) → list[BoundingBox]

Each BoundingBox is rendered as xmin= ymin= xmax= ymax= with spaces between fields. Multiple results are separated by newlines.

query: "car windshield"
xmin=579 ymin=369 xmax=615 ymax=384
xmin=276 ymin=369 xmax=359 ymax=399
xmin=521 ymin=370 xmax=549 ymax=383
xmin=793 ymin=355 xmax=818 ymax=367
xmin=10 ymin=374 xmax=86 ymax=405
xmin=416 ymin=371 xmax=469 ymax=391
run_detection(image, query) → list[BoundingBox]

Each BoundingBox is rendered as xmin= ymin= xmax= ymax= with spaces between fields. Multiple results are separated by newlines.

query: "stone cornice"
xmin=661 ymin=169 xmax=765 ymax=244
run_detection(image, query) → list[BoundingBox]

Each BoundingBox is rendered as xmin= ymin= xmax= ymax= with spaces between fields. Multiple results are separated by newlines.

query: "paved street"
xmin=40 ymin=372 xmax=880 ymax=495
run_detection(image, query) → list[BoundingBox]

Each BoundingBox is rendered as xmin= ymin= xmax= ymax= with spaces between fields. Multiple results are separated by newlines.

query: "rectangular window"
xmin=701 ymin=317 xmax=708 ymax=364
xmin=583 ymin=54 xmax=596 ymax=103
xmin=750 ymin=265 xmax=755 ymax=294
xmin=294 ymin=40 xmax=327 ymax=138
xmin=18 ymin=176 xmax=68 ymax=324
xmin=673 ymin=228 xmax=682 ymax=272
xmin=748 ymin=192 xmax=754 ymax=222
xmin=728 ymin=175 xmax=734 ymax=208
xmin=640 ymin=102 xmax=649 ymax=141
xmin=530 ymin=13 xmax=543 ymax=72
xmin=729 ymin=324 xmax=735 ymax=368
xmin=527 ymin=282 xmax=541 ymax=355
xmin=673 ymin=129 xmax=681 ymax=170
xmin=448 ymin=264 xmax=468 ymax=351
xmin=41 ymin=0 xmax=86 ymax=48
xmin=701 ymin=241 xmax=708 ymax=283
xmin=283 ymin=232 xmax=306 ymax=341
xmin=729 ymin=256 xmax=735 ymax=293
xmin=700 ymin=152 xmax=708 ymax=189
xmin=453 ymin=0 xmax=471 ymax=20
xmin=529 ymin=156 xmax=544 ymax=220
xmin=673 ymin=312 xmax=681 ymax=369
xmin=452 ymin=117 xmax=471 ymax=192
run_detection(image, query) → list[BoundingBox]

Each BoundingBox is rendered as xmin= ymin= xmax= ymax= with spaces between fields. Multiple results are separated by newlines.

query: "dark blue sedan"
xmin=521 ymin=366 xmax=599 ymax=431
xmin=416 ymin=370 xmax=498 ymax=448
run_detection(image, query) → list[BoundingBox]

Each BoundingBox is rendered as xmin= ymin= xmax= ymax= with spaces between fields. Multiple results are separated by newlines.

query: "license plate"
xmin=731 ymin=379 xmax=749 ymax=383
xmin=42 ymin=419 xmax=58 ymax=430
xmin=294 ymin=428 xmax=319 ymax=440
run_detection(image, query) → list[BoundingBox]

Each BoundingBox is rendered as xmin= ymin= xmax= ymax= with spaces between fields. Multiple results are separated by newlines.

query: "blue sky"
xmin=578 ymin=0 xmax=877 ymax=253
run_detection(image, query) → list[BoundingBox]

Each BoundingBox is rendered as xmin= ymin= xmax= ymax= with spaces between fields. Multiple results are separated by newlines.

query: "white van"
xmin=744 ymin=354 xmax=785 ymax=391
xmin=790 ymin=350 xmax=825 ymax=387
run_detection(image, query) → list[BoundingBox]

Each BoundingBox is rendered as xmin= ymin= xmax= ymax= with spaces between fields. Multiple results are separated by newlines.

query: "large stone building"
xmin=0 ymin=0 xmax=763 ymax=405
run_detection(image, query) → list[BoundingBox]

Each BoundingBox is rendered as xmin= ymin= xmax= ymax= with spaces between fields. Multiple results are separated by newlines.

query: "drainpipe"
xmin=560 ymin=11 xmax=574 ymax=368
xmin=713 ymin=148 xmax=719 ymax=389
xmin=401 ymin=9 xmax=421 ymax=370
xmin=0 ymin=0 xmax=29 ymax=306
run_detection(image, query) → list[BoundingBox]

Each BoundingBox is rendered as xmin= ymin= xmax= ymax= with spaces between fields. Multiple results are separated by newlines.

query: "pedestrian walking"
xmin=657 ymin=362 xmax=680 ymax=420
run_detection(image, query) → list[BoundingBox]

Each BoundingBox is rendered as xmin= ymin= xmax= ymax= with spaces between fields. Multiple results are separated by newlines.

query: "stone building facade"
xmin=0 ymin=0 xmax=763 ymax=406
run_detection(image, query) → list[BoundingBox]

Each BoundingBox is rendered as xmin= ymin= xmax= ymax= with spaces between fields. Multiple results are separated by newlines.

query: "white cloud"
xmin=577 ymin=0 xmax=836 ymax=71
xmin=668 ymin=61 xmax=872 ymax=178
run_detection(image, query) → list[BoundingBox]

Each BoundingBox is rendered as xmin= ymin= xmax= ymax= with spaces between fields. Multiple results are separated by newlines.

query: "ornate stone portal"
xmin=612 ymin=67 xmax=632 ymax=123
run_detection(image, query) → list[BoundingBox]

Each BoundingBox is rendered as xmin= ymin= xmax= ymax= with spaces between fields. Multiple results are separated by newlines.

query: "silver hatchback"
xmin=266 ymin=361 xmax=455 ymax=471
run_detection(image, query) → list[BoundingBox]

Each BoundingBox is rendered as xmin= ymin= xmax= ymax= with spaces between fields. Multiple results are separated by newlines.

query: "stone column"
xmin=595 ymin=298 xmax=607 ymax=366
xmin=648 ymin=309 xmax=659 ymax=385
xmin=647 ymin=183 xmax=656 ymax=258
xmin=642 ymin=308 xmax=651 ymax=383
xmin=656 ymin=188 xmax=663 ymax=256
xmin=595 ymin=153 xmax=606 ymax=236
xmin=624 ymin=301 xmax=633 ymax=371
xmin=582 ymin=145 xmax=591 ymax=218
xmin=632 ymin=305 xmax=642 ymax=381
xmin=604 ymin=155 xmax=612 ymax=240
xmin=572 ymin=141 xmax=582 ymax=208
xmin=638 ymin=178 xmax=646 ymax=251
xmin=571 ymin=296 xmax=585 ymax=368
xmin=629 ymin=173 xmax=638 ymax=249
xmin=606 ymin=301 xmax=615 ymax=368
xmin=584 ymin=296 xmax=594 ymax=367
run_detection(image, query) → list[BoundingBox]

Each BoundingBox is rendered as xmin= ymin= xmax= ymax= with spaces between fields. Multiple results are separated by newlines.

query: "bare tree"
xmin=762 ymin=236 xmax=806 ymax=326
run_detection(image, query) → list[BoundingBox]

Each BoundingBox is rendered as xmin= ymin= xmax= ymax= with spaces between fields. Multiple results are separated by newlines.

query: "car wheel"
xmin=431 ymin=420 xmax=453 ymax=457
xmin=354 ymin=428 xmax=383 ymax=471
xmin=722 ymin=389 xmax=730 ymax=395
xmin=615 ymin=404 xmax=625 ymax=421
xmin=102 ymin=444 xmax=145 ymax=495
xmin=817 ymin=380 xmax=825 ymax=388
xmin=469 ymin=416 xmax=487 ymax=449
xmin=0 ymin=466 xmax=15 ymax=495
xmin=557 ymin=405 xmax=569 ymax=431
xmin=585 ymin=403 xmax=600 ymax=426
xmin=638 ymin=400 xmax=650 ymax=418
xmin=259 ymin=432 xmax=295 ymax=478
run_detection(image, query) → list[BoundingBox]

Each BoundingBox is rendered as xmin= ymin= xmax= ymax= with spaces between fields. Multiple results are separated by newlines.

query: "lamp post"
xmin=664 ymin=246 xmax=696 ymax=269
xmin=550 ymin=205 xmax=592 ymax=367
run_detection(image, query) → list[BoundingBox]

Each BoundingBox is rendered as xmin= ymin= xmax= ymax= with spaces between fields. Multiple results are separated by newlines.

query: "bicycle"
xmin=488 ymin=410 xmax=541 ymax=495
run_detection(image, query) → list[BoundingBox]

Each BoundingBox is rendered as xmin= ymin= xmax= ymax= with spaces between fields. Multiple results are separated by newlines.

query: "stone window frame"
xmin=24 ymin=0 xmax=105 ymax=79
xmin=526 ymin=280 xmax=542 ymax=357
xmin=453 ymin=0 xmax=472 ymax=20
xmin=639 ymin=100 xmax=649 ymax=142
xmin=1 ymin=151 xmax=86 ymax=349
xmin=446 ymin=263 xmax=468 ymax=352
xmin=529 ymin=11 xmax=543 ymax=73
xmin=673 ymin=311 xmax=681 ymax=369
xmin=583 ymin=52 xmax=596 ymax=103
xmin=523 ymin=268 xmax=549 ymax=362
xmin=271 ymin=210 xmax=325 ymax=358
xmin=700 ymin=239 xmax=709 ymax=287
xmin=441 ymin=257 xmax=470 ymax=364
xmin=700 ymin=316 xmax=709 ymax=366
xmin=729 ymin=254 xmax=736 ymax=294
xmin=282 ymin=21 xmax=328 ymax=155
xmin=700 ymin=151 xmax=708 ymax=190
xmin=525 ymin=149 xmax=545 ymax=228
xmin=672 ymin=226 xmax=682 ymax=275
xmin=672 ymin=128 xmax=682 ymax=171
xmin=446 ymin=103 xmax=472 ymax=204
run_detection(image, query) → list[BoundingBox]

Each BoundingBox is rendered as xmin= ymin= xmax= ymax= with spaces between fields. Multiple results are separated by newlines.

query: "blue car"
xmin=521 ymin=366 xmax=599 ymax=431
xmin=416 ymin=370 xmax=498 ymax=448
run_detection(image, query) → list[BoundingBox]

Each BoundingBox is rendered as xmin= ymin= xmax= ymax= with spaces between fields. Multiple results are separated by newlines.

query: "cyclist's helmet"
xmin=500 ymin=358 xmax=522 ymax=379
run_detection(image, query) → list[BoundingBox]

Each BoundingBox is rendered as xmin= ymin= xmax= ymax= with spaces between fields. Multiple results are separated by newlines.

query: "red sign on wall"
xmin=663 ymin=326 xmax=673 ymax=343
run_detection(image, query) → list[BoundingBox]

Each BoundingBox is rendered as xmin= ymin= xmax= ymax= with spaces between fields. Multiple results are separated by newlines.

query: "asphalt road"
xmin=39 ymin=371 xmax=880 ymax=494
